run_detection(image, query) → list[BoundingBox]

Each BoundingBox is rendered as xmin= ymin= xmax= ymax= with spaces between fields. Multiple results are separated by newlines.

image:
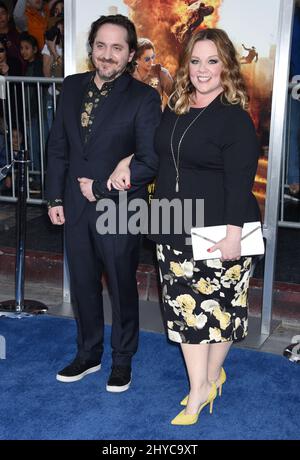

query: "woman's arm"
xmin=209 ymin=108 xmax=259 ymax=261
xmin=93 ymin=89 xmax=161 ymax=199
xmin=222 ymin=109 xmax=259 ymax=227
xmin=107 ymin=154 xmax=134 ymax=191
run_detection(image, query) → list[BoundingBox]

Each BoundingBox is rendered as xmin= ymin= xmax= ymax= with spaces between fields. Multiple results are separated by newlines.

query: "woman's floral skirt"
xmin=156 ymin=244 xmax=252 ymax=344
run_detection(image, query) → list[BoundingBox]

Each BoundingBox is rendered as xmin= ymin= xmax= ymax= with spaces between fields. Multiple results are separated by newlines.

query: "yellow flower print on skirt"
xmin=170 ymin=262 xmax=184 ymax=277
xmin=195 ymin=277 xmax=220 ymax=295
xmin=157 ymin=244 xmax=252 ymax=344
xmin=176 ymin=294 xmax=196 ymax=315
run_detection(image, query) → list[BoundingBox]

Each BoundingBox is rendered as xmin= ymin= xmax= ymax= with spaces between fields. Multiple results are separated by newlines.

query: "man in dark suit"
xmin=46 ymin=14 xmax=161 ymax=392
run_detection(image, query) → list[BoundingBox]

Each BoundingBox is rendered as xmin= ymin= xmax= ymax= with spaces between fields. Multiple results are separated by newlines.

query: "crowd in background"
xmin=0 ymin=0 xmax=64 ymax=193
xmin=0 ymin=0 xmax=64 ymax=79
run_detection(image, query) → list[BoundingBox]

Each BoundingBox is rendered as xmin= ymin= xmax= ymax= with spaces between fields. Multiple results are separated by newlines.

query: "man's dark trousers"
xmin=65 ymin=202 xmax=141 ymax=367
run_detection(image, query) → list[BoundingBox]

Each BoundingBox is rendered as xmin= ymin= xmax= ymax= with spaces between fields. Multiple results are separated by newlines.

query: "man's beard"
xmin=97 ymin=69 xmax=121 ymax=81
xmin=95 ymin=59 xmax=127 ymax=82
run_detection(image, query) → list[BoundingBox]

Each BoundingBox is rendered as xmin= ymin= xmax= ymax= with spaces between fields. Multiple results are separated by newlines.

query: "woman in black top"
xmin=107 ymin=28 xmax=261 ymax=426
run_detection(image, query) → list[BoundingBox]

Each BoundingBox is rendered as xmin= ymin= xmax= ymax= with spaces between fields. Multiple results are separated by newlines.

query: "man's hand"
xmin=48 ymin=206 xmax=65 ymax=225
xmin=78 ymin=177 xmax=96 ymax=202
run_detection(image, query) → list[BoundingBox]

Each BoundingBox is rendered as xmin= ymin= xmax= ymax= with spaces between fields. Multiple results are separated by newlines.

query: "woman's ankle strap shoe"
xmin=180 ymin=367 xmax=226 ymax=406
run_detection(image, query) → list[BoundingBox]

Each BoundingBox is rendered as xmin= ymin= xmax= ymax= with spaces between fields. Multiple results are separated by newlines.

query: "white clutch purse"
xmin=191 ymin=221 xmax=265 ymax=261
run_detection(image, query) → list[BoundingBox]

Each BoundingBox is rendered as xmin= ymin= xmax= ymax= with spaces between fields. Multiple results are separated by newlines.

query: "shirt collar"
xmin=91 ymin=71 xmax=131 ymax=93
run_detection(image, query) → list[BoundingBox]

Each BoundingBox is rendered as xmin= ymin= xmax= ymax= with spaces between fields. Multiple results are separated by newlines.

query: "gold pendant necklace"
xmin=170 ymin=105 xmax=208 ymax=193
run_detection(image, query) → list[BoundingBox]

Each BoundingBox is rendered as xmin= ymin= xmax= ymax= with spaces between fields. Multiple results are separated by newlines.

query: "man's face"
xmin=27 ymin=0 xmax=44 ymax=11
xmin=91 ymin=23 xmax=135 ymax=83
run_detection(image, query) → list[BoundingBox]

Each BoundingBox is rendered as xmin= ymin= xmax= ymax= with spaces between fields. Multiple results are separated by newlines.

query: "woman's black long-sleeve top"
xmin=148 ymin=94 xmax=261 ymax=252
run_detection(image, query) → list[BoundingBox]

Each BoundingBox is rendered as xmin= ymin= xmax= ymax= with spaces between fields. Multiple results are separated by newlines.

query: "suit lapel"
xmin=83 ymin=72 xmax=132 ymax=152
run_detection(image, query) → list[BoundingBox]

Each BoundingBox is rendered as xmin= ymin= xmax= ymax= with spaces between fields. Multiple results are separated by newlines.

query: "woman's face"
xmin=20 ymin=41 xmax=37 ymax=62
xmin=189 ymin=39 xmax=223 ymax=99
xmin=137 ymin=48 xmax=155 ymax=73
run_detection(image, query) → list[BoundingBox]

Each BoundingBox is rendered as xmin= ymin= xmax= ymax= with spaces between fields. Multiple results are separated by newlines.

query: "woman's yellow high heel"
xmin=171 ymin=382 xmax=217 ymax=426
xmin=180 ymin=368 xmax=226 ymax=406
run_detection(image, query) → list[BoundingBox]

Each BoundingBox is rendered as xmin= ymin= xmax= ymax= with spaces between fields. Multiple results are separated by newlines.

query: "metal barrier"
xmin=279 ymin=81 xmax=300 ymax=229
xmin=259 ymin=0 xmax=294 ymax=339
xmin=0 ymin=149 xmax=48 ymax=315
xmin=0 ymin=76 xmax=63 ymax=205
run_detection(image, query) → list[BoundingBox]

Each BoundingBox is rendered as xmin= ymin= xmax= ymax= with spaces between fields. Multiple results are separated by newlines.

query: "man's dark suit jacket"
xmin=45 ymin=71 xmax=162 ymax=224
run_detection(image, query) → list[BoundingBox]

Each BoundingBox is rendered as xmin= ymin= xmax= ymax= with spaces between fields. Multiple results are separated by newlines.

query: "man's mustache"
xmin=99 ymin=58 xmax=118 ymax=65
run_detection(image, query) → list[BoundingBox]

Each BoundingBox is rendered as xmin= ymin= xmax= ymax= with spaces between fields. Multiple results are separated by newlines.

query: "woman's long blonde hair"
xmin=168 ymin=28 xmax=249 ymax=115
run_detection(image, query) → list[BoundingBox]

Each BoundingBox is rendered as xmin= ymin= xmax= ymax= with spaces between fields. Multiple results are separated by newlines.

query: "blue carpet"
xmin=0 ymin=315 xmax=299 ymax=440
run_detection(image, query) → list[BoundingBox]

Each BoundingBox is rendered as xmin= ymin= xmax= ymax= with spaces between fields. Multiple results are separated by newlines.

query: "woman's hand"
xmin=208 ymin=225 xmax=242 ymax=262
xmin=107 ymin=154 xmax=133 ymax=191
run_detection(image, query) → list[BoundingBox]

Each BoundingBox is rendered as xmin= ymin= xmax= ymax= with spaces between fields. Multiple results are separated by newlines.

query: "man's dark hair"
xmin=88 ymin=14 xmax=137 ymax=53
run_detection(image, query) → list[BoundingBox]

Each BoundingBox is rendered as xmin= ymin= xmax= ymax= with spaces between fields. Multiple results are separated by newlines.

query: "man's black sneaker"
xmin=106 ymin=365 xmax=132 ymax=392
xmin=56 ymin=357 xmax=101 ymax=382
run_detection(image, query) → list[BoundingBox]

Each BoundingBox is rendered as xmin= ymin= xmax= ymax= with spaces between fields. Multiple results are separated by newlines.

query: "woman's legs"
xmin=207 ymin=341 xmax=232 ymax=383
xmin=181 ymin=343 xmax=212 ymax=414
xmin=181 ymin=341 xmax=232 ymax=414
